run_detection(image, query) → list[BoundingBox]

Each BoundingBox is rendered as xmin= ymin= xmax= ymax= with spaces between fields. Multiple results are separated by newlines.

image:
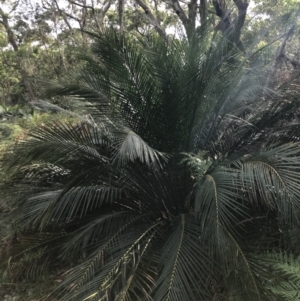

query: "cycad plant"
xmin=2 ymin=29 xmax=300 ymax=301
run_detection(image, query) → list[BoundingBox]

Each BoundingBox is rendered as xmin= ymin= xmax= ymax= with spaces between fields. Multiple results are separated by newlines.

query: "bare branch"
xmin=80 ymin=0 xmax=88 ymax=30
xmin=119 ymin=0 xmax=125 ymax=34
xmin=199 ymin=0 xmax=207 ymax=26
xmin=97 ymin=0 xmax=115 ymax=29
xmin=169 ymin=0 xmax=188 ymax=28
xmin=54 ymin=0 xmax=72 ymax=30
xmin=212 ymin=0 xmax=230 ymax=27
xmin=212 ymin=0 xmax=246 ymax=52
xmin=212 ymin=0 xmax=225 ymax=18
xmin=9 ymin=0 xmax=20 ymax=14
xmin=64 ymin=12 xmax=81 ymax=24
xmin=232 ymin=0 xmax=248 ymax=44
xmin=0 ymin=8 xmax=19 ymax=51
xmin=135 ymin=0 xmax=167 ymax=40
xmin=284 ymin=54 xmax=300 ymax=70
xmin=264 ymin=26 xmax=296 ymax=90
xmin=68 ymin=0 xmax=95 ymax=12
xmin=153 ymin=0 xmax=161 ymax=23
xmin=188 ymin=0 xmax=197 ymax=35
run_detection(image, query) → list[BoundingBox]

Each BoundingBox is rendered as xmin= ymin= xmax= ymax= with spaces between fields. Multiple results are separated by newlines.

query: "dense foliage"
xmin=1 ymin=0 xmax=299 ymax=104
xmin=1 ymin=0 xmax=300 ymax=300
xmin=1 ymin=24 xmax=300 ymax=300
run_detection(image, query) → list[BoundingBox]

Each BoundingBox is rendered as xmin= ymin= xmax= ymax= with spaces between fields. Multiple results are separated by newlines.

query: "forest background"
xmin=0 ymin=0 xmax=299 ymax=106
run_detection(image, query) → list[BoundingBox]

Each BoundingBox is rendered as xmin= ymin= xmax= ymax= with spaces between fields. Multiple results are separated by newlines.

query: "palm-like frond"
xmin=260 ymin=252 xmax=300 ymax=301
xmin=238 ymin=143 xmax=300 ymax=225
xmin=111 ymin=128 xmax=166 ymax=167
xmin=151 ymin=215 xmax=213 ymax=300
xmin=2 ymin=26 xmax=300 ymax=301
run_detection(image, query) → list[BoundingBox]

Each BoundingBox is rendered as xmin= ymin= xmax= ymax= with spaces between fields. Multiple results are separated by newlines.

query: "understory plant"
xmin=2 ymin=27 xmax=300 ymax=300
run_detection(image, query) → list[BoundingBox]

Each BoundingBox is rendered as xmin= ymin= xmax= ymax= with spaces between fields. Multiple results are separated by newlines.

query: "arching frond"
xmin=239 ymin=143 xmax=300 ymax=225
xmin=51 ymin=215 xmax=162 ymax=301
xmin=112 ymin=128 xmax=166 ymax=168
xmin=151 ymin=214 xmax=213 ymax=300
xmin=195 ymin=166 xmax=248 ymax=235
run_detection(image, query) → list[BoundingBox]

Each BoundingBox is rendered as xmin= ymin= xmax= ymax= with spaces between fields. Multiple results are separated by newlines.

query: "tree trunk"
xmin=199 ymin=0 xmax=207 ymax=26
xmin=0 ymin=9 xmax=35 ymax=101
xmin=119 ymin=0 xmax=125 ymax=34
xmin=264 ymin=26 xmax=295 ymax=91
xmin=135 ymin=0 xmax=167 ymax=40
xmin=212 ymin=0 xmax=248 ymax=53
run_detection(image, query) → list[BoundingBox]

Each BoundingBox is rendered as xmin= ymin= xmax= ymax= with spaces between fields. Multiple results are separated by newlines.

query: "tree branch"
xmin=212 ymin=0 xmax=247 ymax=53
xmin=212 ymin=0 xmax=231 ymax=34
xmin=118 ymin=0 xmax=125 ymax=34
xmin=68 ymin=0 xmax=95 ymax=12
xmin=232 ymin=0 xmax=248 ymax=48
xmin=80 ymin=0 xmax=88 ymax=30
xmin=97 ymin=0 xmax=115 ymax=29
xmin=64 ymin=12 xmax=81 ymax=24
xmin=212 ymin=0 xmax=225 ymax=18
xmin=264 ymin=26 xmax=296 ymax=90
xmin=169 ymin=0 xmax=189 ymax=28
xmin=199 ymin=0 xmax=207 ymax=26
xmin=0 ymin=8 xmax=18 ymax=52
xmin=54 ymin=0 xmax=73 ymax=30
xmin=135 ymin=0 xmax=167 ymax=40
xmin=9 ymin=0 xmax=20 ymax=14
xmin=284 ymin=54 xmax=300 ymax=70
xmin=188 ymin=0 xmax=197 ymax=36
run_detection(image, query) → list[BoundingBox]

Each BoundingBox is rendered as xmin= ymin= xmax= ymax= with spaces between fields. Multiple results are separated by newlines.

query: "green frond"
xmin=258 ymin=252 xmax=300 ymax=301
xmin=195 ymin=166 xmax=248 ymax=235
xmin=240 ymin=143 xmax=300 ymax=225
xmin=112 ymin=128 xmax=166 ymax=168
xmin=151 ymin=215 xmax=213 ymax=300
xmin=180 ymin=151 xmax=211 ymax=179
xmin=51 ymin=216 xmax=162 ymax=301
xmin=1 ymin=232 xmax=68 ymax=282
xmin=2 ymin=22 xmax=300 ymax=301
xmin=59 ymin=211 xmax=135 ymax=260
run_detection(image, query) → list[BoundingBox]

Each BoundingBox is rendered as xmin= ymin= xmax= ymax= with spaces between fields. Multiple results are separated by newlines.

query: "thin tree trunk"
xmin=0 ymin=9 xmax=35 ymax=101
xmin=199 ymin=0 xmax=207 ymax=26
xmin=264 ymin=26 xmax=295 ymax=91
xmin=119 ymin=0 xmax=125 ymax=34
xmin=188 ymin=0 xmax=197 ymax=38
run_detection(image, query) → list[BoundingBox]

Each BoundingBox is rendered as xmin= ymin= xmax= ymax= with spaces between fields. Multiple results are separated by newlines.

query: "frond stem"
xmin=166 ymin=214 xmax=185 ymax=301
